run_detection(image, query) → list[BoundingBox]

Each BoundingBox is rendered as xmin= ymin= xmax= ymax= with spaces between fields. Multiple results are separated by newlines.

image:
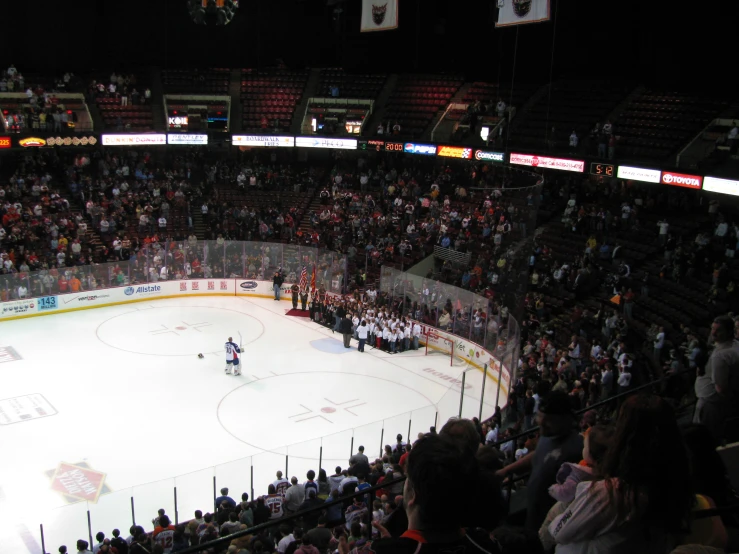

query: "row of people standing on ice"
xmin=307 ymin=290 xmax=423 ymax=353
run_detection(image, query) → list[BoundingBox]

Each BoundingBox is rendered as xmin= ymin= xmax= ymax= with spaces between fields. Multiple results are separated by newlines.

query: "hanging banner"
xmin=360 ymin=0 xmax=399 ymax=32
xmin=496 ymin=0 xmax=550 ymax=27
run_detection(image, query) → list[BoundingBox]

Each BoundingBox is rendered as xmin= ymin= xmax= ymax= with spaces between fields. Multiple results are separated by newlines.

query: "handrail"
xmin=174 ymin=476 xmax=406 ymax=554
xmin=486 ymin=366 xmax=697 ymax=451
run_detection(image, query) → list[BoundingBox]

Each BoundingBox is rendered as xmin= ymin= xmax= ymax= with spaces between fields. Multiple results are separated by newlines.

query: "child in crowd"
xmin=539 ymin=424 xmax=614 ymax=549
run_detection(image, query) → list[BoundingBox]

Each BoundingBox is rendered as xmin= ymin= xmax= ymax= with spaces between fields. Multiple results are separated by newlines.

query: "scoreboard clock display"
xmin=590 ymin=162 xmax=615 ymax=177
xmin=385 ymin=142 xmax=404 ymax=152
xmin=359 ymin=140 xmax=384 ymax=152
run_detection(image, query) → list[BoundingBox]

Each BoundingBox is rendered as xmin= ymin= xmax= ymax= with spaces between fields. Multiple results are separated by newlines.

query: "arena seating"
xmin=2 ymin=71 xmax=739 ymax=554
xmin=614 ymin=88 xmax=731 ymax=161
xmin=241 ymin=68 xmax=308 ymax=133
xmin=383 ymin=74 xmax=463 ymax=137
xmin=96 ymin=98 xmax=154 ymax=130
xmin=508 ymin=80 xmax=631 ymax=153
xmin=162 ymin=67 xmax=231 ymax=93
xmin=317 ymin=68 xmax=387 ymax=99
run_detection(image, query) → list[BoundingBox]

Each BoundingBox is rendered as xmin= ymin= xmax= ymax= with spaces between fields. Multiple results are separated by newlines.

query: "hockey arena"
xmin=0 ymin=292 xmax=503 ymax=553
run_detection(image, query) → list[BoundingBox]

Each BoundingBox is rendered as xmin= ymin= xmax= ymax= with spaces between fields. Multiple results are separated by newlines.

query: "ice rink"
xmin=0 ymin=296 xmax=501 ymax=553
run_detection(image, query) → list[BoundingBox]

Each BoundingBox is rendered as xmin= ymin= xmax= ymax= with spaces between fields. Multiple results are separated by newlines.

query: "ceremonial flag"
xmin=496 ymin=0 xmax=550 ymax=27
xmin=299 ymin=266 xmax=308 ymax=292
xmin=361 ymin=0 xmax=399 ymax=32
xmin=310 ymin=265 xmax=316 ymax=293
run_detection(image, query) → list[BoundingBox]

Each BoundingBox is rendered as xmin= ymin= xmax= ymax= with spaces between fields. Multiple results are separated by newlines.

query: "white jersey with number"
xmin=154 ymin=527 xmax=175 ymax=553
xmin=265 ymin=494 xmax=284 ymax=519
xmin=225 ymin=341 xmax=241 ymax=362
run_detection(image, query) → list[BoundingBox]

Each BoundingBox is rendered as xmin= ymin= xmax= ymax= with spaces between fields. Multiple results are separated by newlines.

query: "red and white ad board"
xmin=660 ymin=171 xmax=702 ymax=189
xmin=412 ymin=319 xmax=510 ymax=403
xmin=509 ymin=153 xmax=585 ymax=173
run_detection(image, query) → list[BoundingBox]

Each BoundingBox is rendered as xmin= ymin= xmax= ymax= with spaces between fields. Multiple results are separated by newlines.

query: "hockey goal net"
xmin=424 ymin=329 xmax=472 ymax=367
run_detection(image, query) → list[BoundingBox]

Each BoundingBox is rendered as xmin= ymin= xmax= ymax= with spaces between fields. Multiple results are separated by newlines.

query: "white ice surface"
xmin=0 ymin=296 xmax=499 ymax=553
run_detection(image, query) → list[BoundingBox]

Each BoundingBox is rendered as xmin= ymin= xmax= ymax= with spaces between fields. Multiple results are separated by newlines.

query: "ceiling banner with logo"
xmin=496 ymin=0 xmax=550 ymax=27
xmin=361 ymin=0 xmax=399 ymax=32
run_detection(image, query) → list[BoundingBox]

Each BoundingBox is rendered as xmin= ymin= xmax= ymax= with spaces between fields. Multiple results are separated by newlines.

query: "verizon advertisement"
xmin=660 ymin=171 xmax=702 ymax=189
xmin=703 ymin=176 xmax=739 ymax=196
xmin=509 ymin=153 xmax=585 ymax=173
xmin=616 ymin=165 xmax=661 ymax=183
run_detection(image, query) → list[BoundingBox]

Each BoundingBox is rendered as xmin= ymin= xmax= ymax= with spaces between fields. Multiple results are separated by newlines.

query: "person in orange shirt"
xmin=69 ymin=275 xmax=82 ymax=292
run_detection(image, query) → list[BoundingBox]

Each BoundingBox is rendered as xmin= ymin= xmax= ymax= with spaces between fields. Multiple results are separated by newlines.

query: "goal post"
xmin=424 ymin=329 xmax=469 ymax=367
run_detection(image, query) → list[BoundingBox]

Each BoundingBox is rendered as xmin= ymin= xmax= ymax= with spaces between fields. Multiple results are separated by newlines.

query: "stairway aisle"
xmin=229 ymin=68 xmax=243 ymax=133
xmin=290 ymin=68 xmax=322 ymax=135
xmin=362 ymin=74 xmax=397 ymax=136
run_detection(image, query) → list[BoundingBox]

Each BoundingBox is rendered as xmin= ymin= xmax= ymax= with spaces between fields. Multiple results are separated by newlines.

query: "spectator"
xmin=343 ymin=433 xmax=503 ymax=554
xmin=548 ymin=395 xmax=694 ymax=552
xmin=284 ymin=476 xmax=306 ymax=515
xmin=695 ymin=315 xmax=739 ymax=439
xmin=497 ymin=391 xmax=584 ymax=532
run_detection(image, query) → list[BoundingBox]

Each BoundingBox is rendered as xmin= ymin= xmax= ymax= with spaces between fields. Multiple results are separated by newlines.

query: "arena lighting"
xmin=187 ymin=0 xmax=238 ymax=25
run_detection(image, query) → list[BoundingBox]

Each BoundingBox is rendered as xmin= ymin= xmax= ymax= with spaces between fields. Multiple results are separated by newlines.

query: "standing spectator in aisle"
xmin=497 ymin=391 xmax=583 ymax=532
xmin=341 ymin=313 xmax=353 ymax=349
xmin=654 ymin=326 xmax=665 ymax=362
xmin=569 ymin=131 xmax=578 ymax=153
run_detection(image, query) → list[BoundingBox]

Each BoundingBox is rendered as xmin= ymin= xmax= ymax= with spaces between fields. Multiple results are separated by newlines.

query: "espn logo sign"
xmin=661 ymin=171 xmax=702 ymax=189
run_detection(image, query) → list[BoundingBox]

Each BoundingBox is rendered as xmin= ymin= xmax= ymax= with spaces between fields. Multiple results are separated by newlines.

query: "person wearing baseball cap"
xmin=498 ymin=391 xmax=584 ymax=532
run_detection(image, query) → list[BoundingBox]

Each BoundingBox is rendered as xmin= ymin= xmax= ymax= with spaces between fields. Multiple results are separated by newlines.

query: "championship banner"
xmin=496 ymin=0 xmax=550 ymax=27
xmin=361 ymin=0 xmax=399 ymax=32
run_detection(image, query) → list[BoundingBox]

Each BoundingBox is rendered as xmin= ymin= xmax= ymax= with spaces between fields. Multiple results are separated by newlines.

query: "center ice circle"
xmin=96 ymin=305 xmax=264 ymax=356
xmin=218 ymin=372 xmax=433 ymax=453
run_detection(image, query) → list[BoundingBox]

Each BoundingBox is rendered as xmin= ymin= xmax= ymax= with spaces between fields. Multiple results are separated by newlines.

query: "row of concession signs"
xmin=6 ymin=131 xmax=739 ymax=196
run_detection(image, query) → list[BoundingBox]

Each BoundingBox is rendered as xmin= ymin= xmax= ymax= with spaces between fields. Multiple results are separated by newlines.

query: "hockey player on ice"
xmin=225 ymin=336 xmax=242 ymax=375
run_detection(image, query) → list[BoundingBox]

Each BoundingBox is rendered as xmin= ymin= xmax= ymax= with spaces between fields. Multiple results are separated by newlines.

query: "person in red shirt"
xmin=58 ymin=275 xmax=68 ymax=293
xmin=623 ymin=288 xmax=635 ymax=320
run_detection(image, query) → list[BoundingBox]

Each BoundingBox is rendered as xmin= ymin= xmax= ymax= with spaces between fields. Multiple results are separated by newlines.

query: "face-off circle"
xmin=96 ymin=306 xmax=264 ymax=356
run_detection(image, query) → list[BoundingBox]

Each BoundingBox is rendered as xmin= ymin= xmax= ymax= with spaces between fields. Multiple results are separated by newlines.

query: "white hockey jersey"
xmin=225 ymin=341 xmax=241 ymax=361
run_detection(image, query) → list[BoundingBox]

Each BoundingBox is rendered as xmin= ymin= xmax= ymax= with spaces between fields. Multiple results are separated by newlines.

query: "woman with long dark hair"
xmin=548 ymin=394 xmax=694 ymax=553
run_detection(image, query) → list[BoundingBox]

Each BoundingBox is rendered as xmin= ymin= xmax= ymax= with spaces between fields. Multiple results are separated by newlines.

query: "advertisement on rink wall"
xmin=235 ymin=279 xmax=296 ymax=298
xmin=411 ymin=319 xmax=511 ymax=401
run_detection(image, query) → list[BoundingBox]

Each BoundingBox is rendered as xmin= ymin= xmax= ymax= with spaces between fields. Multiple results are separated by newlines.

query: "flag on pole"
xmin=496 ymin=0 xmax=550 ymax=27
xmin=299 ymin=266 xmax=308 ymax=292
xmin=310 ymin=265 xmax=316 ymax=293
xmin=361 ymin=0 xmax=399 ymax=32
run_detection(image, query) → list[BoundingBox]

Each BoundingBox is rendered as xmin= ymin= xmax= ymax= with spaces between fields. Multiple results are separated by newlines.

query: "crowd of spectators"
xmin=60 ymin=400 xmax=738 ymax=554
xmin=1 ymin=64 xmax=79 ymax=133
xmin=2 ymin=136 xmax=739 ymax=553
xmin=86 ymin=71 xmax=151 ymax=107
